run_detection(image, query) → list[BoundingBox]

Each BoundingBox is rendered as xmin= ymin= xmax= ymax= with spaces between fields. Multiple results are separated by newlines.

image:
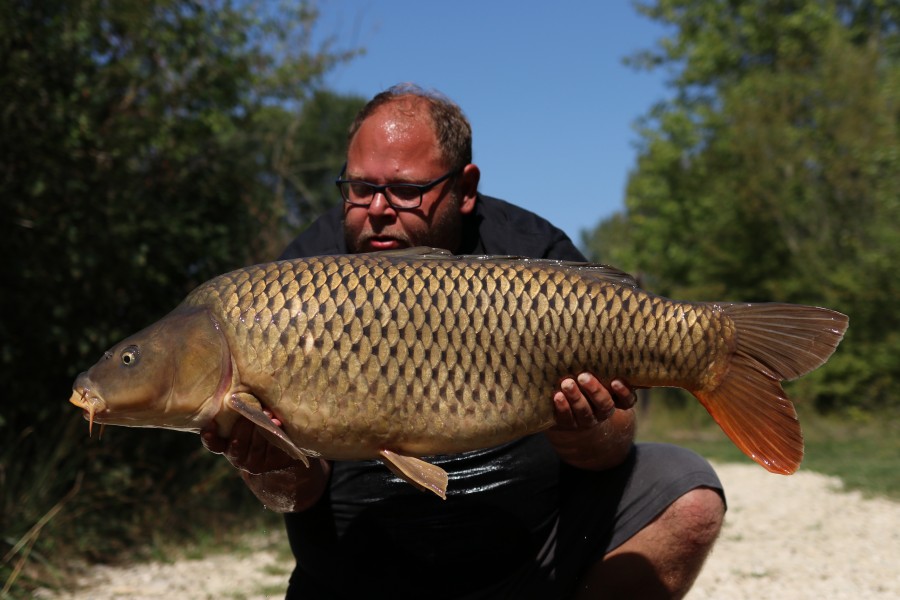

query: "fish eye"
xmin=121 ymin=345 xmax=140 ymax=367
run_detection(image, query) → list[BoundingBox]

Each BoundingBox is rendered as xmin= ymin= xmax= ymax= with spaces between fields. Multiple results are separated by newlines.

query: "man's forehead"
xmin=348 ymin=102 xmax=444 ymax=179
xmin=369 ymin=100 xmax=432 ymax=137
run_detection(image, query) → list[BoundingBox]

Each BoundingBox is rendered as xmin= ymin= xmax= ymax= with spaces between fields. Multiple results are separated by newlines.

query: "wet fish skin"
xmin=69 ymin=248 xmax=849 ymax=497
xmin=190 ymin=253 xmax=725 ymax=455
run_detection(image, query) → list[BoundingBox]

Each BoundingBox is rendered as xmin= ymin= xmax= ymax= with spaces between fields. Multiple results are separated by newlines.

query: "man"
xmin=203 ymin=84 xmax=725 ymax=599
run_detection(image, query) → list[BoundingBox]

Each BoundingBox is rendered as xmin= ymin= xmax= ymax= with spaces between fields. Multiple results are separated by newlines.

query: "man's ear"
xmin=458 ymin=163 xmax=480 ymax=215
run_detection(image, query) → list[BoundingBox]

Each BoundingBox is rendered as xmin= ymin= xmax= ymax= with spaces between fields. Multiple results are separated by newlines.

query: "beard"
xmin=344 ymin=193 xmax=463 ymax=254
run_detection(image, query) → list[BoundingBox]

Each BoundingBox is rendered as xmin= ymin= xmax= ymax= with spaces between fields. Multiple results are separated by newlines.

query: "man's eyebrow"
xmin=347 ymin=173 xmax=430 ymax=185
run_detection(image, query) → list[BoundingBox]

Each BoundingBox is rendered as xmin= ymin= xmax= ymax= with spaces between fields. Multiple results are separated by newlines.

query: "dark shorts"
xmin=553 ymin=442 xmax=725 ymax=592
xmin=285 ymin=442 xmax=723 ymax=599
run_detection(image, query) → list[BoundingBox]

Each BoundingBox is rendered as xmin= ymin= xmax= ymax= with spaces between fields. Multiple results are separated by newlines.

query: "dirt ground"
xmin=36 ymin=462 xmax=900 ymax=599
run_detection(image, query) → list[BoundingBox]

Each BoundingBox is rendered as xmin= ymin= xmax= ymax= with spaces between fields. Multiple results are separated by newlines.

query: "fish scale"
xmin=70 ymin=247 xmax=848 ymax=497
xmin=184 ymin=253 xmax=727 ymax=458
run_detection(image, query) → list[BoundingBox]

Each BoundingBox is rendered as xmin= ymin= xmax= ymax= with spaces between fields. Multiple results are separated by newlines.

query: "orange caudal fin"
xmin=694 ymin=303 xmax=848 ymax=474
xmin=695 ymin=354 xmax=804 ymax=474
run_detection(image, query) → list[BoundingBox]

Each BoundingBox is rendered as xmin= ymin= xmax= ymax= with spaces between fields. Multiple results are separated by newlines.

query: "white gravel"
xmin=692 ymin=463 xmax=899 ymax=599
xmin=36 ymin=462 xmax=900 ymax=599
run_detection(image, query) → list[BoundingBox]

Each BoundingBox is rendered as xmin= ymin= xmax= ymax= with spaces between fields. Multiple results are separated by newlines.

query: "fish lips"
xmin=69 ymin=375 xmax=109 ymax=435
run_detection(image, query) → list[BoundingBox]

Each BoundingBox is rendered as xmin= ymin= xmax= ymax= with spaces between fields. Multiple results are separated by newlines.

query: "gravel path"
xmin=37 ymin=462 xmax=900 ymax=599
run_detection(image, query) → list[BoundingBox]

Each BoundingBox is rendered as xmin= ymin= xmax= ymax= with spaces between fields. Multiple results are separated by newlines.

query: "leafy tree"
xmin=0 ymin=0 xmax=361 ymax=591
xmin=583 ymin=0 xmax=900 ymax=411
xmin=255 ymin=89 xmax=366 ymax=258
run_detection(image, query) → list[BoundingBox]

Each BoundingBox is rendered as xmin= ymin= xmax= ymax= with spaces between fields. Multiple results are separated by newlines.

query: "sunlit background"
xmin=314 ymin=1 xmax=673 ymax=244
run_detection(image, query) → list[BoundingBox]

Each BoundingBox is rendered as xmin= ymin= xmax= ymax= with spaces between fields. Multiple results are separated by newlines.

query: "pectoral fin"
xmin=378 ymin=449 xmax=449 ymax=499
xmin=226 ymin=394 xmax=311 ymax=467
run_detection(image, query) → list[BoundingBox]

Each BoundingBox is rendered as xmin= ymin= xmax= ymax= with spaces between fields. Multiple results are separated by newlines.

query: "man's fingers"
xmin=243 ymin=428 xmax=275 ymax=472
xmin=576 ymin=373 xmax=616 ymax=421
xmin=556 ymin=376 xmax=605 ymax=428
xmin=551 ymin=374 xmax=638 ymax=431
xmin=553 ymin=390 xmax=577 ymax=429
xmin=201 ymin=431 xmax=228 ymax=454
xmin=610 ymin=379 xmax=637 ymax=409
xmin=200 ymin=421 xmax=228 ymax=454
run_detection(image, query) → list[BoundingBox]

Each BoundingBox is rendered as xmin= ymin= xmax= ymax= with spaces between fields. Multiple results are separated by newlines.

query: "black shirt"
xmin=278 ymin=194 xmax=585 ymax=261
xmin=280 ymin=195 xmax=586 ymax=599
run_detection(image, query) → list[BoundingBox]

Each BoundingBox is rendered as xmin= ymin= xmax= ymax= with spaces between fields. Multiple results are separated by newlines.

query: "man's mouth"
xmin=363 ymin=236 xmax=407 ymax=251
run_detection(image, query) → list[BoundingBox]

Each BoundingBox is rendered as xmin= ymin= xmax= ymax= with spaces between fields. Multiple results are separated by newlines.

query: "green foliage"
xmin=585 ymin=0 xmax=900 ymax=412
xmin=254 ymin=89 xmax=366 ymax=257
xmin=0 ymin=0 xmax=361 ymax=594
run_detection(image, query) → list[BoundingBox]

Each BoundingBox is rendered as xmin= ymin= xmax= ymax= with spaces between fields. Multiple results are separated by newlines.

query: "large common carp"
xmin=69 ymin=248 xmax=848 ymax=498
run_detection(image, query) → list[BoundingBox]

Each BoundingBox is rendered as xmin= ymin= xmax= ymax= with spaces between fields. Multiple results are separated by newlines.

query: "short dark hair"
xmin=348 ymin=83 xmax=473 ymax=170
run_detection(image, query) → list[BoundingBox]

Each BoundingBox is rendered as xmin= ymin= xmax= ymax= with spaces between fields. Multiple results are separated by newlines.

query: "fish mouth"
xmin=69 ymin=386 xmax=108 ymax=436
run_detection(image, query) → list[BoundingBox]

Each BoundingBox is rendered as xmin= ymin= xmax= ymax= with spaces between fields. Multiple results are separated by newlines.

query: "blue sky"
xmin=315 ymin=1 xmax=674 ymax=249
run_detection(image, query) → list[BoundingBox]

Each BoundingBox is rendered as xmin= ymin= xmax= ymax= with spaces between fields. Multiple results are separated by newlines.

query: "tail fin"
xmin=694 ymin=303 xmax=848 ymax=475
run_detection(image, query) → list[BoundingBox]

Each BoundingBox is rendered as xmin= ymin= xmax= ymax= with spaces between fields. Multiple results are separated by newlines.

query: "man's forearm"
xmin=240 ymin=458 xmax=331 ymax=513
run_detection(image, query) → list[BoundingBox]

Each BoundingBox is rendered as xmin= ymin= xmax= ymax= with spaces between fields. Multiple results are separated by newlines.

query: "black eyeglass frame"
xmin=334 ymin=163 xmax=461 ymax=210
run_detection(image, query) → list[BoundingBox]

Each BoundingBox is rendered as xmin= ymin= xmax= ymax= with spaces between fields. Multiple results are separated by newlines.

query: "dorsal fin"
xmin=369 ymin=246 xmax=454 ymax=259
xmin=368 ymin=246 xmax=640 ymax=288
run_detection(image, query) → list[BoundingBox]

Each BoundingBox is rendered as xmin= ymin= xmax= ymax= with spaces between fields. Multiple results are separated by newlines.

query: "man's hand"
xmin=551 ymin=374 xmax=636 ymax=431
xmin=201 ymin=413 xmax=330 ymax=513
xmin=545 ymin=374 xmax=637 ymax=471
xmin=201 ymin=410 xmax=297 ymax=475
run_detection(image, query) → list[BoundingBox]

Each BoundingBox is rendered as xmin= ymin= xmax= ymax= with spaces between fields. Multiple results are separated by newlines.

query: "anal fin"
xmin=378 ymin=449 xmax=449 ymax=499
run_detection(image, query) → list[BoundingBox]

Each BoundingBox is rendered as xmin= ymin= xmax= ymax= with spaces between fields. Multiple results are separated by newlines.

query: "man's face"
xmin=342 ymin=101 xmax=475 ymax=253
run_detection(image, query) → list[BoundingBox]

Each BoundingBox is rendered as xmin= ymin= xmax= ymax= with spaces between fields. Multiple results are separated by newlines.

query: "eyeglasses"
xmin=335 ymin=164 xmax=460 ymax=210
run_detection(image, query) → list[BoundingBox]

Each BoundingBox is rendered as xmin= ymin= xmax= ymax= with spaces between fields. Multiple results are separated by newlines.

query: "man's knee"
xmin=576 ymin=488 xmax=725 ymax=599
xmin=664 ymin=487 xmax=725 ymax=549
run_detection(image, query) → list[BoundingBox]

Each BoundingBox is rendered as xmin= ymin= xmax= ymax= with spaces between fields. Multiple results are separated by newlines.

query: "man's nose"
xmin=367 ymin=191 xmax=395 ymax=216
